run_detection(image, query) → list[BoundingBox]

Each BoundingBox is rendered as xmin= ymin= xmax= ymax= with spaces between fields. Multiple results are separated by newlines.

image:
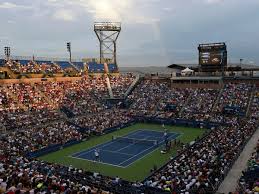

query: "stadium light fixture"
xmin=4 ymin=46 xmax=10 ymax=60
xmin=66 ymin=42 xmax=71 ymax=62
xmin=94 ymin=22 xmax=121 ymax=66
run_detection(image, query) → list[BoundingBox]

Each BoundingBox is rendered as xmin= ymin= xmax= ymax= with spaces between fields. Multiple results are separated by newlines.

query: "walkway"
xmin=217 ymin=128 xmax=259 ymax=193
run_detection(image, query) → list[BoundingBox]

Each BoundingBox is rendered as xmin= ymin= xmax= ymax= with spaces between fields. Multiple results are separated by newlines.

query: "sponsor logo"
xmin=212 ymin=58 xmax=220 ymax=63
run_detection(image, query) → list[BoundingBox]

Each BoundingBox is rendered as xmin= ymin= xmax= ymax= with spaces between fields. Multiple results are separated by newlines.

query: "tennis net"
xmin=112 ymin=136 xmax=159 ymax=146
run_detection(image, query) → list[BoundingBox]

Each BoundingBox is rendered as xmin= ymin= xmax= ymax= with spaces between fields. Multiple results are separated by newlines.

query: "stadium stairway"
xmin=30 ymin=83 xmax=57 ymax=108
xmin=179 ymin=89 xmax=196 ymax=116
xmin=69 ymin=62 xmax=80 ymax=72
xmin=246 ymin=84 xmax=256 ymax=117
xmin=60 ymin=106 xmax=75 ymax=118
xmin=0 ymin=122 xmax=6 ymax=132
xmin=124 ymin=74 xmax=142 ymax=98
xmin=217 ymin=126 xmax=259 ymax=193
xmin=212 ymin=87 xmax=224 ymax=112
xmin=105 ymin=76 xmax=114 ymax=98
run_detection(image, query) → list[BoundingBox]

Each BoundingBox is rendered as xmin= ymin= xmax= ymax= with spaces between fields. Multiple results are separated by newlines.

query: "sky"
xmin=0 ymin=0 xmax=258 ymax=66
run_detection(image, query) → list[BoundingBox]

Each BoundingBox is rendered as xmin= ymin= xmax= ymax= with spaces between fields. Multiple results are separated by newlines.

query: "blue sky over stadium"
xmin=0 ymin=0 xmax=258 ymax=66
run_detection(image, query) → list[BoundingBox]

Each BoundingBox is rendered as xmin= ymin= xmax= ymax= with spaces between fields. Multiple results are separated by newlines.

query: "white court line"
xmin=117 ymin=131 xmax=181 ymax=166
xmin=115 ymin=135 xmax=153 ymax=152
xmin=121 ymin=133 xmax=181 ymax=168
xmin=118 ymin=144 xmax=156 ymax=166
xmin=123 ymin=145 xmax=162 ymax=168
xmin=101 ymin=149 xmax=133 ymax=156
xmin=139 ymin=128 xmax=181 ymax=136
xmin=73 ymin=140 xmax=115 ymax=157
xmin=69 ymin=156 xmax=127 ymax=168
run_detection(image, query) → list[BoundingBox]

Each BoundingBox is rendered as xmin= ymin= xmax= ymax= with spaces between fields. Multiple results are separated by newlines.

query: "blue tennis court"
xmin=71 ymin=129 xmax=180 ymax=168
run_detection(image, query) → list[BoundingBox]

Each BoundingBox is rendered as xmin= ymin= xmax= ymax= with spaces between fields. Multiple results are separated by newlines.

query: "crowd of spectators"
xmin=129 ymin=80 xmax=170 ymax=112
xmin=250 ymin=90 xmax=259 ymax=119
xmin=214 ymin=83 xmax=253 ymax=113
xmin=157 ymin=87 xmax=192 ymax=118
xmin=4 ymin=60 xmax=64 ymax=74
xmin=236 ymin=89 xmax=259 ymax=194
xmin=72 ymin=109 xmax=133 ymax=134
xmin=0 ymin=127 xmax=113 ymax=194
xmin=1 ymin=109 xmax=64 ymax=130
xmin=6 ymin=83 xmax=52 ymax=110
xmin=109 ymin=73 xmax=135 ymax=98
xmin=36 ymin=78 xmax=107 ymax=115
xmin=181 ymin=89 xmax=219 ymax=121
xmin=237 ymin=140 xmax=259 ymax=193
xmin=0 ymin=86 xmax=10 ymax=111
xmin=145 ymin=116 xmax=258 ymax=193
xmin=129 ymin=81 xmax=255 ymax=123
xmin=129 ymin=81 xmax=218 ymax=120
xmin=1 ymin=121 xmax=82 ymax=155
xmin=0 ymin=76 xmax=258 ymax=194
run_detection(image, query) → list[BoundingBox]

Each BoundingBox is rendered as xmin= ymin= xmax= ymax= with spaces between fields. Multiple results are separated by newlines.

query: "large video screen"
xmin=198 ymin=43 xmax=227 ymax=72
xmin=200 ymin=51 xmax=224 ymax=65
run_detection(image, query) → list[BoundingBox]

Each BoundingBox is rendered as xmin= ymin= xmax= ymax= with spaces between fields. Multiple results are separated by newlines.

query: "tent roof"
xmin=182 ymin=67 xmax=194 ymax=72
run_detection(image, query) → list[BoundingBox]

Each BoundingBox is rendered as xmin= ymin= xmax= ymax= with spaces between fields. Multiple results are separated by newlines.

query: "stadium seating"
xmin=180 ymin=89 xmax=219 ymax=121
xmin=109 ymin=73 xmax=136 ymax=98
xmin=88 ymin=62 xmax=105 ymax=73
xmin=35 ymin=60 xmax=53 ymax=65
xmin=0 ymin=77 xmax=258 ymax=194
xmin=237 ymin=139 xmax=259 ymax=193
xmin=72 ymin=61 xmax=85 ymax=69
xmin=0 ymin=59 xmax=4 ymax=66
xmin=2 ymin=59 xmax=64 ymax=74
xmin=55 ymin=61 xmax=73 ymax=69
xmin=18 ymin=59 xmax=31 ymax=65
xmin=145 ymin=116 xmax=258 ymax=193
xmin=108 ymin=63 xmax=118 ymax=72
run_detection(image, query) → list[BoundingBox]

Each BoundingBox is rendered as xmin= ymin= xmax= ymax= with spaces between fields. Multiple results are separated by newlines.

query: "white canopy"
xmin=181 ymin=67 xmax=194 ymax=73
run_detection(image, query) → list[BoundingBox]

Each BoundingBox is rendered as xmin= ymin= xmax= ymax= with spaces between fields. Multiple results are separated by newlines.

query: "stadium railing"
xmin=133 ymin=116 xmax=221 ymax=129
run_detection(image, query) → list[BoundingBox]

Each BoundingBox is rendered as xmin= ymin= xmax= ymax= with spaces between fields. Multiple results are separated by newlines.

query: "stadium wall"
xmin=171 ymin=83 xmax=223 ymax=89
xmin=223 ymin=78 xmax=259 ymax=86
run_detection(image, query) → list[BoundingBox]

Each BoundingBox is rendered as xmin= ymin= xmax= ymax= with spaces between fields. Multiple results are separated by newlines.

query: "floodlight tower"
xmin=4 ymin=47 xmax=10 ymax=60
xmin=94 ymin=22 xmax=121 ymax=67
xmin=66 ymin=42 xmax=72 ymax=62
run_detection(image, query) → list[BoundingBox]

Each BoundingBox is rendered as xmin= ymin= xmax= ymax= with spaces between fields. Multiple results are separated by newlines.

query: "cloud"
xmin=52 ymin=9 xmax=76 ymax=21
xmin=162 ymin=7 xmax=173 ymax=12
xmin=0 ymin=36 xmax=9 ymax=40
xmin=204 ymin=0 xmax=224 ymax=4
xmin=86 ymin=0 xmax=130 ymax=21
xmin=7 ymin=20 xmax=16 ymax=24
xmin=46 ymin=0 xmax=160 ymax=24
xmin=0 ymin=2 xmax=31 ymax=9
xmin=1 ymin=0 xmax=259 ymax=65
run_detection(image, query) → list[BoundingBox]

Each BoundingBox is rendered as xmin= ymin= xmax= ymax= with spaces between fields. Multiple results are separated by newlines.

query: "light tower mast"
xmin=94 ymin=22 xmax=121 ymax=68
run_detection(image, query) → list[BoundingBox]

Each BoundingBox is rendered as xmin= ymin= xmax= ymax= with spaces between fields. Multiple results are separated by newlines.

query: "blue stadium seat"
xmin=88 ymin=62 xmax=105 ymax=73
xmin=72 ymin=62 xmax=84 ymax=70
xmin=35 ymin=60 xmax=53 ymax=65
xmin=55 ymin=61 xmax=72 ymax=69
xmin=108 ymin=64 xmax=118 ymax=72
xmin=19 ymin=60 xmax=31 ymax=65
xmin=0 ymin=59 xmax=4 ymax=66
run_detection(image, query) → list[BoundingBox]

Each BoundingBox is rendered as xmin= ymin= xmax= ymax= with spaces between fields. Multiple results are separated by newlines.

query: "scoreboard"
xmin=198 ymin=42 xmax=227 ymax=72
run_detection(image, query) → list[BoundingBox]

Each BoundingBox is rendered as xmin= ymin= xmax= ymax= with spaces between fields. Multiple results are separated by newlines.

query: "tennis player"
xmin=94 ymin=148 xmax=100 ymax=161
xmin=162 ymin=123 xmax=165 ymax=129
